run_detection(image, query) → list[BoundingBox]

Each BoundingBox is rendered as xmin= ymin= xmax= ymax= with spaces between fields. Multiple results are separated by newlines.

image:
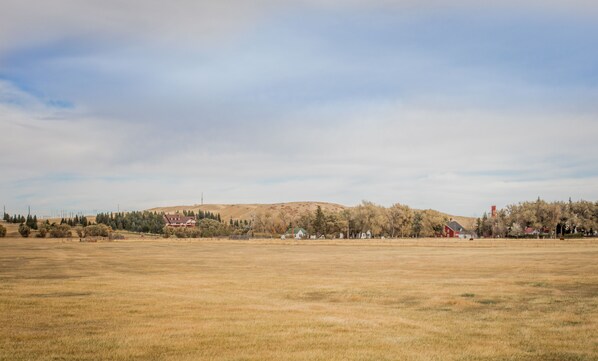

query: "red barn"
xmin=444 ymin=220 xmax=477 ymax=239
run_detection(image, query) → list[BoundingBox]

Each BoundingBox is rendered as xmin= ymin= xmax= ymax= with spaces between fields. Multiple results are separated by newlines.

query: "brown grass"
xmin=0 ymin=237 xmax=596 ymax=360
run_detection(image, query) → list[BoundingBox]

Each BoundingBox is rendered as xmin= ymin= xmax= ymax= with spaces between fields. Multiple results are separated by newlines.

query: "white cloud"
xmin=2 ymin=78 xmax=597 ymax=216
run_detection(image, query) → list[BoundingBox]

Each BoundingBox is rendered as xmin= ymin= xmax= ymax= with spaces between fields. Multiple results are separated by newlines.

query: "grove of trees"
xmin=476 ymin=198 xmax=597 ymax=238
xmin=248 ymin=202 xmax=448 ymax=239
xmin=95 ymin=211 xmax=166 ymax=234
xmin=3 ymin=213 xmax=38 ymax=229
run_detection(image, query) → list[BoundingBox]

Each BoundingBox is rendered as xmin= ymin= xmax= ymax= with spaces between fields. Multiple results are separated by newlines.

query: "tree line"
xmin=249 ymin=201 xmax=447 ymax=238
xmin=3 ymin=199 xmax=596 ymax=239
xmin=476 ymin=198 xmax=597 ymax=238
xmin=95 ymin=211 xmax=166 ymax=234
xmin=3 ymin=213 xmax=38 ymax=229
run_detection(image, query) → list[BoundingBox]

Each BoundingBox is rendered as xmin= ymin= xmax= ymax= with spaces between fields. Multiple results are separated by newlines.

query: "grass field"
xmin=1 ymin=237 xmax=597 ymax=361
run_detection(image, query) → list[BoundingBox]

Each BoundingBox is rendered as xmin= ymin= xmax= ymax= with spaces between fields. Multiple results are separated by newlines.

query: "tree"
xmin=26 ymin=215 xmax=37 ymax=230
xmin=418 ymin=209 xmax=447 ymax=237
xmin=475 ymin=217 xmax=482 ymax=237
xmin=197 ymin=218 xmax=229 ymax=237
xmin=508 ymin=222 xmax=523 ymax=238
xmin=313 ymin=206 xmax=326 ymax=236
xmin=412 ymin=211 xmax=423 ymax=238
xmin=18 ymin=224 xmax=31 ymax=238
xmin=352 ymin=201 xmax=385 ymax=237
xmin=37 ymin=223 xmax=49 ymax=238
xmin=49 ymin=224 xmax=72 ymax=238
xmin=386 ymin=203 xmax=414 ymax=238
xmin=83 ymin=224 xmax=112 ymax=237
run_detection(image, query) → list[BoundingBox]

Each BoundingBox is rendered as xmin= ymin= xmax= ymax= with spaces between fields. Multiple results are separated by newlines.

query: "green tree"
xmin=412 ymin=211 xmax=423 ymax=237
xmin=313 ymin=206 xmax=326 ymax=236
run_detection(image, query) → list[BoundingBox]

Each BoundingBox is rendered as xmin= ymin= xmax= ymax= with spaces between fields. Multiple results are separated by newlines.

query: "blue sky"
xmin=1 ymin=1 xmax=597 ymax=217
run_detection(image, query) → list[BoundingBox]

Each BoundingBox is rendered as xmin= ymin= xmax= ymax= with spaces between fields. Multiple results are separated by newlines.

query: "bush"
xmin=197 ymin=218 xmax=230 ymax=237
xmin=109 ymin=233 xmax=125 ymax=240
xmin=173 ymin=227 xmax=201 ymax=238
xmin=49 ymin=224 xmax=72 ymax=238
xmin=0 ymin=224 xmax=6 ymax=237
xmin=75 ymin=226 xmax=84 ymax=238
xmin=37 ymin=224 xmax=49 ymax=238
xmin=82 ymin=224 xmax=112 ymax=238
xmin=18 ymin=224 xmax=31 ymax=238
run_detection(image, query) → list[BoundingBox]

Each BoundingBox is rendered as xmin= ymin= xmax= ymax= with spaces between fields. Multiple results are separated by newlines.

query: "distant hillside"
xmin=147 ymin=202 xmax=476 ymax=229
xmin=148 ymin=202 xmax=346 ymax=221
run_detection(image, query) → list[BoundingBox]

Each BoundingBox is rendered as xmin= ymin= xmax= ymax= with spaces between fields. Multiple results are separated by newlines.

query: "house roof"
xmin=446 ymin=220 xmax=465 ymax=232
xmin=524 ymin=227 xmax=539 ymax=234
xmin=164 ymin=214 xmax=195 ymax=223
xmin=287 ymin=227 xmax=307 ymax=235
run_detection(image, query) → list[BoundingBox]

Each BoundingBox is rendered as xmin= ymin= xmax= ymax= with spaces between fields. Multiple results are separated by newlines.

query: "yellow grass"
xmin=1 ymin=237 xmax=597 ymax=360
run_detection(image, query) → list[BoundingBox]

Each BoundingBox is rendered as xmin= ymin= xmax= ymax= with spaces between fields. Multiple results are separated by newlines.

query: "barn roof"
xmin=164 ymin=214 xmax=195 ymax=223
xmin=446 ymin=220 xmax=465 ymax=232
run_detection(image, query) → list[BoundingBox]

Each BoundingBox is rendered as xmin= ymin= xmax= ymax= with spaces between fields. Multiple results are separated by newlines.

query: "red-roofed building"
xmin=524 ymin=227 xmax=540 ymax=236
xmin=164 ymin=214 xmax=196 ymax=227
xmin=445 ymin=220 xmax=477 ymax=239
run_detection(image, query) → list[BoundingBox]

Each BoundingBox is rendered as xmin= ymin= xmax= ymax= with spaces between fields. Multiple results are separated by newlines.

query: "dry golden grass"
xmin=1 ymin=237 xmax=597 ymax=360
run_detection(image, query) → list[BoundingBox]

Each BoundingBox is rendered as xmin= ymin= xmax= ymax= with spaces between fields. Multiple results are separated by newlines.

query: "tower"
xmin=491 ymin=205 xmax=497 ymax=218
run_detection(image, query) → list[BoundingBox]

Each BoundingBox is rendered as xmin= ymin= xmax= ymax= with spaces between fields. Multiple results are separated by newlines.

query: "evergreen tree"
xmin=313 ymin=206 xmax=326 ymax=236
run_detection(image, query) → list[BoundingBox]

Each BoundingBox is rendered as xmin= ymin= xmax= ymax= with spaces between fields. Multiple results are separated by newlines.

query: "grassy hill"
xmin=147 ymin=202 xmax=476 ymax=229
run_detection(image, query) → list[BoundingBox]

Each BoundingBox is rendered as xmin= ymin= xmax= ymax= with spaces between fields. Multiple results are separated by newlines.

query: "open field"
xmin=1 ymin=238 xmax=597 ymax=361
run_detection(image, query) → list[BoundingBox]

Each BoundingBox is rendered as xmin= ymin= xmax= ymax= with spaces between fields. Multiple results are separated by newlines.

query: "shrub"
xmin=49 ymin=224 xmax=72 ymax=238
xmin=173 ymin=227 xmax=201 ymax=238
xmin=37 ymin=224 xmax=49 ymax=238
xmin=82 ymin=224 xmax=112 ymax=238
xmin=162 ymin=226 xmax=173 ymax=238
xmin=197 ymin=218 xmax=230 ymax=237
xmin=0 ymin=224 xmax=6 ymax=237
xmin=109 ymin=233 xmax=125 ymax=240
xmin=75 ymin=226 xmax=84 ymax=238
xmin=18 ymin=224 xmax=31 ymax=238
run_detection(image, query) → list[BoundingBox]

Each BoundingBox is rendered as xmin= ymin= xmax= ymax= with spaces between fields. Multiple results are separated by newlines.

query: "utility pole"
xmin=201 ymin=193 xmax=203 ymax=206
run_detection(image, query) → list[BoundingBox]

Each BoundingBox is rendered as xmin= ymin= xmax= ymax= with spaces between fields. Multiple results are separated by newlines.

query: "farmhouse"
xmin=445 ymin=220 xmax=477 ymax=239
xmin=287 ymin=227 xmax=307 ymax=239
xmin=524 ymin=227 xmax=539 ymax=236
xmin=163 ymin=214 xmax=196 ymax=228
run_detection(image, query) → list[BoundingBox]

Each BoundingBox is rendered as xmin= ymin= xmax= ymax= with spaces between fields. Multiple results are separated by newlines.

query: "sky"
xmin=1 ymin=1 xmax=598 ymax=217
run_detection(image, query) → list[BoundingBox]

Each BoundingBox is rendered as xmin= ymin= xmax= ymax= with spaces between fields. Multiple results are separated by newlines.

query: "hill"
xmin=148 ymin=202 xmax=346 ymax=221
xmin=147 ymin=202 xmax=476 ymax=229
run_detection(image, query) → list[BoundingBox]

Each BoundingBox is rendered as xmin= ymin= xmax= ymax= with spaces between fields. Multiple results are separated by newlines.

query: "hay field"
xmin=0 ymin=238 xmax=597 ymax=361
